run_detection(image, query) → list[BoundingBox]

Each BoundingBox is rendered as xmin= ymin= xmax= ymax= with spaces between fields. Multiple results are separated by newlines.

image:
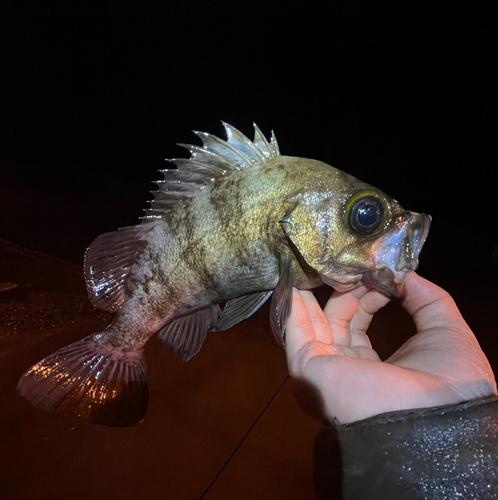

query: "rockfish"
xmin=18 ymin=122 xmax=430 ymax=426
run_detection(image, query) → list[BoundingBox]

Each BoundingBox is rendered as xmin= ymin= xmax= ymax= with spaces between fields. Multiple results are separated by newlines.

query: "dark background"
xmin=0 ymin=7 xmax=497 ymax=500
xmin=0 ymin=7 xmax=496 ymax=284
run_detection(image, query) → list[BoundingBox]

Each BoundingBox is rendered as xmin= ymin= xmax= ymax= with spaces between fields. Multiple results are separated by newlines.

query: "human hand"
xmin=285 ymin=272 xmax=497 ymax=424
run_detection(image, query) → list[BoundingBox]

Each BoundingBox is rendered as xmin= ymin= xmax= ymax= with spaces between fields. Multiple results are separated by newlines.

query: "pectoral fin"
xmin=270 ymin=254 xmax=294 ymax=346
xmin=212 ymin=291 xmax=273 ymax=332
xmin=158 ymin=304 xmax=220 ymax=362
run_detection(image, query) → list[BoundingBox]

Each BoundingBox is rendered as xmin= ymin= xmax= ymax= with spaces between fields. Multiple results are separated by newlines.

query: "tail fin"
xmin=17 ymin=334 xmax=148 ymax=427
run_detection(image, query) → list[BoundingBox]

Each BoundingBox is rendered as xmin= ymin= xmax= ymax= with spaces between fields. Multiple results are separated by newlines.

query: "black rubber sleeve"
xmin=314 ymin=395 xmax=498 ymax=500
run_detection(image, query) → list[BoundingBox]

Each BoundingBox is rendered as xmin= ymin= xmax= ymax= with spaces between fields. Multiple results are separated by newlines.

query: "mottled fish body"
xmin=18 ymin=123 xmax=430 ymax=427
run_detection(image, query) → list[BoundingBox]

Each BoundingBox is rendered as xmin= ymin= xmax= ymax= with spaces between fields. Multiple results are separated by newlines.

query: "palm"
xmin=285 ymin=273 xmax=496 ymax=424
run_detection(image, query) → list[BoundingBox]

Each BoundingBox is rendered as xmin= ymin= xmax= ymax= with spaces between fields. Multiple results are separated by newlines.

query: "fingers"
xmin=285 ymin=289 xmax=333 ymax=355
xmin=350 ymin=289 xmax=391 ymax=346
xmin=324 ymin=285 xmax=390 ymax=346
xmin=298 ymin=290 xmax=334 ymax=344
xmin=285 ymin=289 xmax=335 ymax=374
xmin=285 ymin=288 xmax=317 ymax=362
xmin=402 ymin=273 xmax=470 ymax=333
xmin=323 ymin=286 xmax=369 ymax=345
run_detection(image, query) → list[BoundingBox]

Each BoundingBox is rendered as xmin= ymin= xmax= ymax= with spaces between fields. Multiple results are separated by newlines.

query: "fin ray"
xmin=84 ymin=225 xmax=153 ymax=312
xmin=252 ymin=123 xmax=273 ymax=158
xmin=158 ymin=304 xmax=220 ymax=361
xmin=193 ymin=130 xmax=252 ymax=167
xmin=222 ymin=121 xmax=266 ymax=163
xmin=270 ymin=255 xmax=294 ymax=346
xmin=17 ymin=334 xmax=148 ymax=427
xmin=270 ymin=130 xmax=280 ymax=156
xmin=212 ymin=291 xmax=272 ymax=332
xmin=144 ymin=122 xmax=280 ymax=220
xmin=169 ymin=157 xmax=227 ymax=177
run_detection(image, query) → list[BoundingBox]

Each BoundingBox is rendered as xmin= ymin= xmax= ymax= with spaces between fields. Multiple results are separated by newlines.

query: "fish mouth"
xmin=364 ymin=212 xmax=431 ymax=298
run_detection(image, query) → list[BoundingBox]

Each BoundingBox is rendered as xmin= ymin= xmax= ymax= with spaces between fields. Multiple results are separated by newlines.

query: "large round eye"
xmin=346 ymin=192 xmax=389 ymax=236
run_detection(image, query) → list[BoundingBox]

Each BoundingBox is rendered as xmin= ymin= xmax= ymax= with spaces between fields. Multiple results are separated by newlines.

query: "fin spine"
xmin=145 ymin=122 xmax=280 ymax=219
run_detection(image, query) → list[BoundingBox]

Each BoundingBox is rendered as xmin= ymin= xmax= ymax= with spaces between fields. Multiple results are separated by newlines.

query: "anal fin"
xmin=158 ymin=304 xmax=220 ymax=362
xmin=270 ymin=255 xmax=294 ymax=346
xmin=212 ymin=291 xmax=273 ymax=332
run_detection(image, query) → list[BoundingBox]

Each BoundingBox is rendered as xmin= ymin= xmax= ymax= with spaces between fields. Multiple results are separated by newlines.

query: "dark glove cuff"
xmin=318 ymin=395 xmax=498 ymax=499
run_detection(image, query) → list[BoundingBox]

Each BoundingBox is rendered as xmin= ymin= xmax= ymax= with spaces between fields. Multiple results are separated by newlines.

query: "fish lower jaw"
xmin=319 ymin=272 xmax=364 ymax=292
xmin=381 ymin=266 xmax=406 ymax=284
xmin=362 ymin=268 xmax=406 ymax=298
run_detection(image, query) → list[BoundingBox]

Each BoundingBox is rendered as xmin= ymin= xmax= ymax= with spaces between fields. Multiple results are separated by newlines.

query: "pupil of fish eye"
xmin=357 ymin=203 xmax=380 ymax=227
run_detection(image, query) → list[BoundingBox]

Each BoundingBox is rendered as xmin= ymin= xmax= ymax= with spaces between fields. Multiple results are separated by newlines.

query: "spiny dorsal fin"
xmin=144 ymin=122 xmax=280 ymax=220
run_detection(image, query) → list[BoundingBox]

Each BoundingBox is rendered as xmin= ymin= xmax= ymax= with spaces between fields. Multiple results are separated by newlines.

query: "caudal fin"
xmin=17 ymin=334 xmax=148 ymax=427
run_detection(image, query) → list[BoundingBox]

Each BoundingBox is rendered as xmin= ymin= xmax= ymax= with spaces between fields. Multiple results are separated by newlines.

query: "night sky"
xmin=0 ymin=7 xmax=496 ymax=286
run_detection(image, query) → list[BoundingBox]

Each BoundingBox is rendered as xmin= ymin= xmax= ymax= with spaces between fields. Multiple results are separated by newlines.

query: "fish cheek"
xmin=279 ymin=201 xmax=378 ymax=281
xmin=335 ymin=241 xmax=374 ymax=270
xmin=282 ymin=216 xmax=373 ymax=282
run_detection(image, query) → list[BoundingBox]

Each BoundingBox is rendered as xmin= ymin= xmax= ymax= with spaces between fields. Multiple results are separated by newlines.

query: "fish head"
xmin=321 ymin=191 xmax=431 ymax=297
xmin=281 ymin=176 xmax=431 ymax=298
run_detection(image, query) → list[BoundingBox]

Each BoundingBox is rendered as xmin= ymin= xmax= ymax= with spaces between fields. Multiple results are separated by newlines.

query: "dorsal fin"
xmin=143 ymin=122 xmax=280 ymax=220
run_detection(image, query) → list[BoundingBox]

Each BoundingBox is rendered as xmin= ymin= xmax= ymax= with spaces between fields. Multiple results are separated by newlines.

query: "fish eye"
xmin=346 ymin=191 xmax=389 ymax=236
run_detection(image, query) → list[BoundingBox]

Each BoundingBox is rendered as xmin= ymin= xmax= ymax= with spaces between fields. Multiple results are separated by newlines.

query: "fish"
xmin=17 ymin=122 xmax=431 ymax=427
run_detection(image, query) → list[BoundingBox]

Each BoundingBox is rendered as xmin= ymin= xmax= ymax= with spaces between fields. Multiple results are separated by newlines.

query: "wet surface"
xmin=0 ymin=239 xmax=326 ymax=500
xmin=1 ymin=184 xmax=497 ymax=499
